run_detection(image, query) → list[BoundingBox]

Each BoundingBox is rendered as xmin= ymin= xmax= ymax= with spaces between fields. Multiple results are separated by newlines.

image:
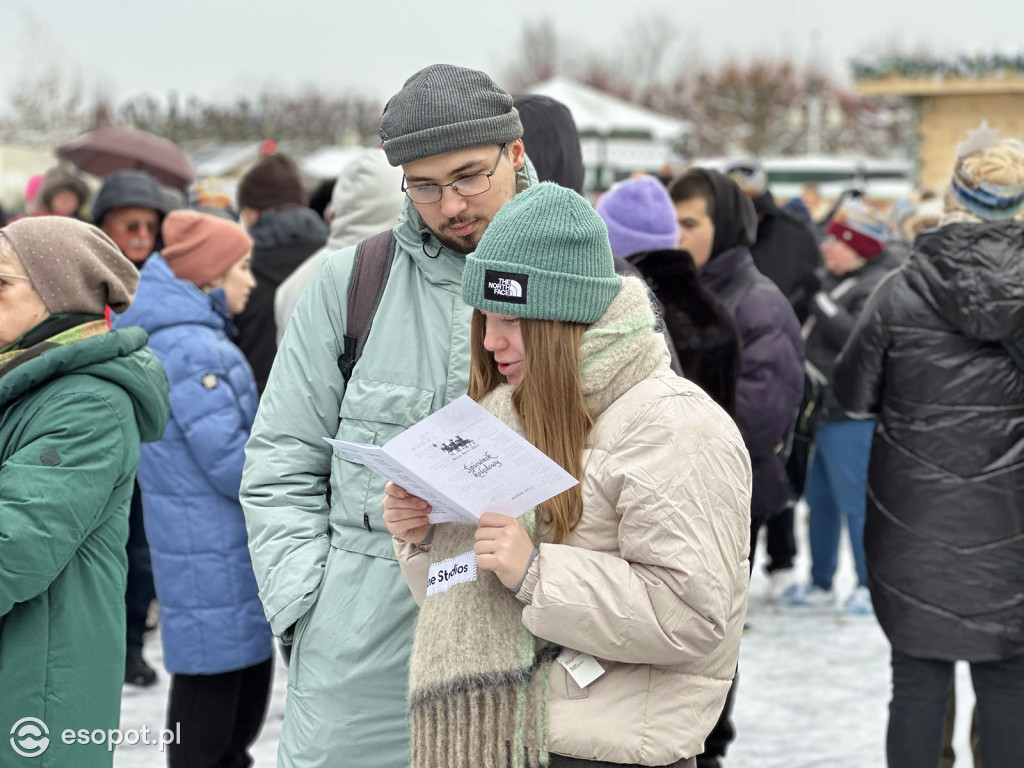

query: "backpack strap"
xmin=337 ymin=230 xmax=396 ymax=384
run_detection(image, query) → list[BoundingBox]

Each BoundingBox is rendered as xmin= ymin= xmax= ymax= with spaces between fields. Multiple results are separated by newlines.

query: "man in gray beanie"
xmin=241 ymin=63 xmax=536 ymax=768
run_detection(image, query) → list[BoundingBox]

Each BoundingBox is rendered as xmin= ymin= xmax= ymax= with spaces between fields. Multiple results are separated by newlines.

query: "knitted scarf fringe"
xmin=410 ymin=644 xmax=559 ymax=768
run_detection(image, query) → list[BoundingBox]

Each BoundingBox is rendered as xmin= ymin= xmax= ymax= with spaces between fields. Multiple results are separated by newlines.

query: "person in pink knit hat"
xmin=111 ymin=211 xmax=274 ymax=768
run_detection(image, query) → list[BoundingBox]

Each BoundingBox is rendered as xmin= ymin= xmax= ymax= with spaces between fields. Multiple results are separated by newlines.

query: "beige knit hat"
xmin=0 ymin=217 xmax=138 ymax=314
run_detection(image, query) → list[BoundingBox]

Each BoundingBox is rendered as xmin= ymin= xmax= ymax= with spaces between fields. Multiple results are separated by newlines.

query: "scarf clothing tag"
xmin=556 ymin=648 xmax=606 ymax=688
xmin=426 ymin=550 xmax=478 ymax=597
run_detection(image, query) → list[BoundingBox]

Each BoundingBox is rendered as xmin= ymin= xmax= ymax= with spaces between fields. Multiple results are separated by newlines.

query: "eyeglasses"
xmin=118 ymin=220 xmax=159 ymax=235
xmin=0 ymin=272 xmax=30 ymax=281
xmin=401 ymin=144 xmax=507 ymax=204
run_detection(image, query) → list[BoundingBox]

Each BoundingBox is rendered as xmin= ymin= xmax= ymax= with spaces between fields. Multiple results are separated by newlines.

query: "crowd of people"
xmin=0 ymin=62 xmax=1022 ymax=768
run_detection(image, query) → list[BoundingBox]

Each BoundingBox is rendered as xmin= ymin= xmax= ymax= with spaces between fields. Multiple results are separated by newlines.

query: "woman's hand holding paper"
xmin=474 ymin=512 xmax=535 ymax=590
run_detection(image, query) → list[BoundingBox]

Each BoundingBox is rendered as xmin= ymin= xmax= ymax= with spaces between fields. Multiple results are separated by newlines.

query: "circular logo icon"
xmin=10 ymin=717 xmax=50 ymax=758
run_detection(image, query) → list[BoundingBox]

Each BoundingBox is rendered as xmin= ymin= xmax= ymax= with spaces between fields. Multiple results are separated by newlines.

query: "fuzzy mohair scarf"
xmin=408 ymin=277 xmax=669 ymax=768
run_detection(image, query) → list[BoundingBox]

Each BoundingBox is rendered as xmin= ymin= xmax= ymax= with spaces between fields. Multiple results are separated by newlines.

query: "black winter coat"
xmin=688 ymin=170 xmax=805 ymax=521
xmin=751 ymin=192 xmax=822 ymax=322
xmin=702 ymin=247 xmax=804 ymax=520
xmin=834 ymin=222 xmax=1024 ymax=662
xmin=236 ymin=206 xmax=329 ymax=394
xmin=628 ymin=249 xmax=741 ymax=417
xmin=803 ymin=251 xmax=898 ymax=421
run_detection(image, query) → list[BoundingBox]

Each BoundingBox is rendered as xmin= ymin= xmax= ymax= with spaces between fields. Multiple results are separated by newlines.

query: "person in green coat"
xmin=0 ymin=217 xmax=169 ymax=768
xmin=241 ymin=64 xmax=536 ymax=767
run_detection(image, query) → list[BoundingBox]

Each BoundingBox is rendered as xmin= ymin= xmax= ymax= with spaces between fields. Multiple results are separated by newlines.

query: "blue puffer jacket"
xmin=113 ymin=255 xmax=273 ymax=675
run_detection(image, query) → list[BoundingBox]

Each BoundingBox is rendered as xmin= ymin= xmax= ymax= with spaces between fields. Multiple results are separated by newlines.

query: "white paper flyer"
xmin=324 ymin=395 xmax=579 ymax=524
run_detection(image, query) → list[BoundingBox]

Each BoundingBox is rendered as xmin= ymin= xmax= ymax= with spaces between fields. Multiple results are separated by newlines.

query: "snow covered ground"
xmin=114 ymin=507 xmax=976 ymax=767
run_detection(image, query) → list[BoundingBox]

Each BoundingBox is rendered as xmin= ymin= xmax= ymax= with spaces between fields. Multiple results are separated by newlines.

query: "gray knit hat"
xmin=1 ymin=217 xmax=138 ymax=314
xmin=462 ymin=183 xmax=621 ymax=324
xmin=379 ymin=64 xmax=523 ymax=167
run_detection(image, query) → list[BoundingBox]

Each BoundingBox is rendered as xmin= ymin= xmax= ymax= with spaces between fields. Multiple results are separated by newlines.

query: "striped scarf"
xmin=0 ymin=318 xmax=108 ymax=380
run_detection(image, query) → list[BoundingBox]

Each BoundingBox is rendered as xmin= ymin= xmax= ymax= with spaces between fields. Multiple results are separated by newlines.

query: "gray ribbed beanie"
xmin=379 ymin=64 xmax=523 ymax=167
xmin=1 ymin=217 xmax=138 ymax=314
xmin=462 ymin=183 xmax=621 ymax=324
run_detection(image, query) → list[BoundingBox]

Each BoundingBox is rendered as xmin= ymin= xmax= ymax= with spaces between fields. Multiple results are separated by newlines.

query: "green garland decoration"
xmin=853 ymin=52 xmax=1024 ymax=82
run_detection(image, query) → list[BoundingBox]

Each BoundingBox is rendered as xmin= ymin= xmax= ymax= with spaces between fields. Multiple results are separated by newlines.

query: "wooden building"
xmin=855 ymin=57 xmax=1024 ymax=191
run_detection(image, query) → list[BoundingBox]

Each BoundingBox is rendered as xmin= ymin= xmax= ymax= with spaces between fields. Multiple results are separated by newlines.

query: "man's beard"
xmin=427 ymin=173 xmax=517 ymax=255
xmin=430 ymin=217 xmax=484 ymax=255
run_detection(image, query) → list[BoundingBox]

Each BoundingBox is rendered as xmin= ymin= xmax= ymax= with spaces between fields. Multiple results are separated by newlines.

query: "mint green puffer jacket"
xmin=242 ymin=161 xmax=535 ymax=768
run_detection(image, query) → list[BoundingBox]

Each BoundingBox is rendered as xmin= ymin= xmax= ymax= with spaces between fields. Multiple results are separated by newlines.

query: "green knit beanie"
xmin=462 ymin=182 xmax=622 ymax=324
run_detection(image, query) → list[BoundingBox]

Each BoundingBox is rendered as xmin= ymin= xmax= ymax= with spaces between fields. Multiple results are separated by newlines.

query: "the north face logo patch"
xmin=484 ymin=270 xmax=528 ymax=304
xmin=40 ymin=449 xmax=60 ymax=466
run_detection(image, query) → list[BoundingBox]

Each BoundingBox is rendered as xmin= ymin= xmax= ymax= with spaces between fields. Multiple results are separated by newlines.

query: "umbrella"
xmin=57 ymin=126 xmax=196 ymax=189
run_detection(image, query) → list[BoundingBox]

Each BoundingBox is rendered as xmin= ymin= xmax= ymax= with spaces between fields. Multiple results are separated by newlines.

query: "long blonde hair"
xmin=468 ymin=310 xmax=592 ymax=543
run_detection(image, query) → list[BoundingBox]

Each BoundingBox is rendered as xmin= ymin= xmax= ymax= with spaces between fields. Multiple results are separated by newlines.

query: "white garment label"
xmin=426 ymin=550 xmax=478 ymax=597
xmin=556 ymin=648 xmax=606 ymax=688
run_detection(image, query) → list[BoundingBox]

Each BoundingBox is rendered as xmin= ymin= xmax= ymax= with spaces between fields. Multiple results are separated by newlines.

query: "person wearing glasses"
xmin=93 ymin=170 xmax=173 ymax=266
xmin=240 ymin=64 xmax=538 ymax=768
xmin=92 ymin=168 xmax=175 ymax=688
xmin=0 ymin=217 xmax=169 ymax=768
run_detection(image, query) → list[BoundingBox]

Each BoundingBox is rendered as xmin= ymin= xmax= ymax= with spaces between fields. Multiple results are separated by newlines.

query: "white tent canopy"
xmin=191 ymin=142 xmax=262 ymax=178
xmin=301 ymin=146 xmax=369 ymax=181
xmin=524 ymin=77 xmax=690 ymax=142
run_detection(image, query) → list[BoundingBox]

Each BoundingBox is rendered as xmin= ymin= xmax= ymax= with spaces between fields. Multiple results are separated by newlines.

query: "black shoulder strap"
xmin=337 ymin=230 xmax=396 ymax=384
xmin=717 ymin=260 xmax=760 ymax=317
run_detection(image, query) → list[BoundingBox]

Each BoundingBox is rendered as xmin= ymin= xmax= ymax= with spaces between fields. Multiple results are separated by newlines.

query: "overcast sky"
xmin=3 ymin=0 xmax=1022 ymax=108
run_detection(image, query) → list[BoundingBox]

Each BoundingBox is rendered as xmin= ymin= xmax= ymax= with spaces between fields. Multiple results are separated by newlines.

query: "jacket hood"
xmin=513 ymin=94 xmax=585 ymax=194
xmin=906 ymin=222 xmax=1024 ymax=342
xmin=116 ymin=254 xmax=231 ymax=338
xmin=247 ymin=206 xmax=329 ymax=252
xmin=694 ymin=169 xmax=758 ymax=259
xmin=326 ymin=149 xmax=405 ymax=251
xmin=392 ymin=155 xmax=538 ymax=292
xmin=91 ymin=170 xmax=170 ymax=226
xmin=0 ymin=326 xmax=169 ymax=442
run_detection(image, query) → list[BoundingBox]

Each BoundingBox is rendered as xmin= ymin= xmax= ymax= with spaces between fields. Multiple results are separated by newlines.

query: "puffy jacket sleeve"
xmin=394 ymin=537 xmax=432 ymax=606
xmin=0 ymin=391 xmax=132 ymax=617
xmin=517 ymin=393 xmax=752 ymax=666
xmin=832 ymin=272 xmax=898 ymax=417
xmin=808 ymin=291 xmax=859 ymax=351
xmin=241 ymin=250 xmax=353 ymax=636
xmin=735 ymin=290 xmax=805 ymax=458
xmin=165 ymin=343 xmax=254 ymax=499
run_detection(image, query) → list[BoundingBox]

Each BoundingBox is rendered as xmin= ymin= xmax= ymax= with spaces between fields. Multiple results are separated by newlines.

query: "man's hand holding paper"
xmin=382 ymin=482 xmax=433 ymax=544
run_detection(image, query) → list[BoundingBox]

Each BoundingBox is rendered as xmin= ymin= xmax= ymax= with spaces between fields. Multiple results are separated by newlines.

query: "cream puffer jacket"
xmin=398 ymin=365 xmax=751 ymax=765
